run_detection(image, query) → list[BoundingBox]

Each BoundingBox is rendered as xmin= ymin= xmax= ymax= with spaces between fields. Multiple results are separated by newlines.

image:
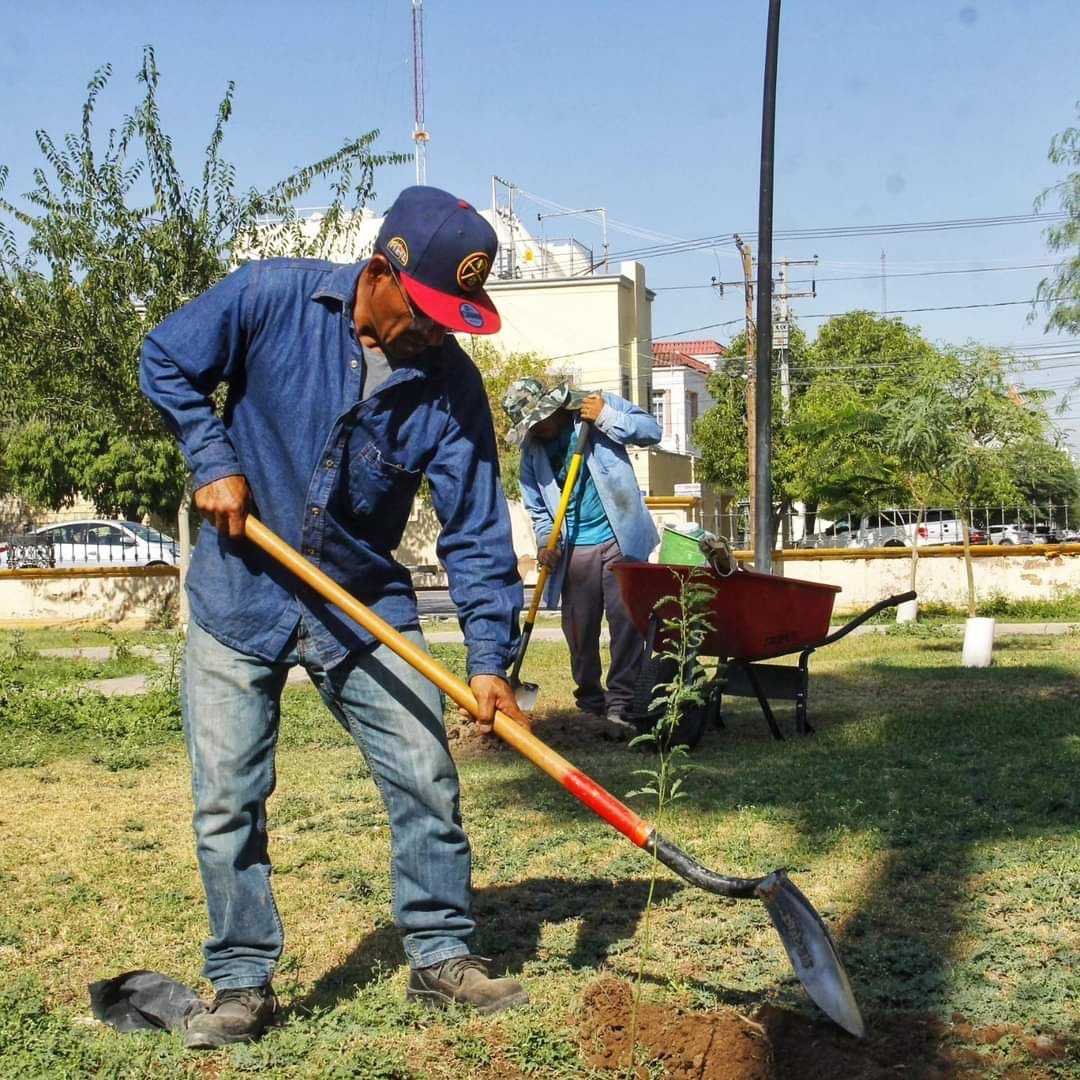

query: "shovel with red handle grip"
xmin=243 ymin=514 xmax=864 ymax=1038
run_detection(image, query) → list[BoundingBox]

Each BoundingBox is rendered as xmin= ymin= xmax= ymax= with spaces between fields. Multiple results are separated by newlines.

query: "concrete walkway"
xmin=39 ymin=621 xmax=1077 ymax=698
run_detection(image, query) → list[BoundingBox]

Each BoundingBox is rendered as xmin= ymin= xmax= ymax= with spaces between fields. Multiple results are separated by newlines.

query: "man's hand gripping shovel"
xmin=507 ymin=421 xmax=592 ymax=712
xmin=242 ymin=514 xmax=865 ymax=1038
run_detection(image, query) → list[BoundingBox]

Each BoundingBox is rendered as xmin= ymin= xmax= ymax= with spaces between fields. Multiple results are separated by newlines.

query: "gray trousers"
xmin=560 ymin=537 xmax=645 ymax=717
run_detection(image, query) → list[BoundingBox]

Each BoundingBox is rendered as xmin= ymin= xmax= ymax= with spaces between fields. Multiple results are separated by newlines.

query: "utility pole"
xmin=774 ymin=256 xmax=817 ymax=415
xmin=774 ymin=256 xmax=816 ymax=554
xmin=411 ymin=0 xmax=429 ymax=185
xmin=733 ymin=235 xmax=756 ymax=552
xmin=880 ymin=249 xmax=887 ymax=314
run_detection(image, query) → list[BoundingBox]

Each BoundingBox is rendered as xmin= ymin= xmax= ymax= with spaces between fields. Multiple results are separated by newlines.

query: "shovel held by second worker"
xmin=242 ymin=514 xmax=865 ymax=1038
xmin=508 ymin=419 xmax=593 ymax=711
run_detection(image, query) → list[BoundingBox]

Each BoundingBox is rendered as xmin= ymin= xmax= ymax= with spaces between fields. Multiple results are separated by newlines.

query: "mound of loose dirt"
xmin=447 ymin=709 xmax=632 ymax=759
xmin=577 ymin=978 xmax=1075 ymax=1079
xmin=580 ymin=978 xmax=769 ymax=1079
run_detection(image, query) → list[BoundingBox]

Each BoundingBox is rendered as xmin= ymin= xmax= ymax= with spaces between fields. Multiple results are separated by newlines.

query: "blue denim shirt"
xmin=520 ymin=391 xmax=661 ymax=606
xmin=140 ymin=258 xmax=522 ymax=677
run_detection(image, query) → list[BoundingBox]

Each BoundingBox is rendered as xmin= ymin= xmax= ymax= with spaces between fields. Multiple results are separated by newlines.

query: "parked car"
xmin=988 ymin=524 xmax=1031 ymax=545
xmin=862 ymin=510 xmax=923 ymax=548
xmin=795 ymin=509 xmax=984 ymax=550
xmin=8 ymin=520 xmax=181 ymax=569
xmin=1030 ymin=524 xmax=1061 ymax=544
xmin=914 ymin=509 xmax=966 ymax=546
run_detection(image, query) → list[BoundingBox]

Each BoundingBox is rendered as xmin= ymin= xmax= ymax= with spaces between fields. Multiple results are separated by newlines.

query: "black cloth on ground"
xmin=88 ymin=970 xmax=203 ymax=1033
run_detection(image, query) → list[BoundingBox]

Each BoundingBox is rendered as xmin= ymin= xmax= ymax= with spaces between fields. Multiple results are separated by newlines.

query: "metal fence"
xmin=706 ymin=504 xmax=1078 ymax=550
xmin=2 ymin=518 xmax=180 ymax=570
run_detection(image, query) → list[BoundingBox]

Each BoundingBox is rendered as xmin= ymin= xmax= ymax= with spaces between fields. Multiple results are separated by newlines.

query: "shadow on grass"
xmin=486 ymin=645 xmax=1079 ymax=1030
xmin=294 ymin=875 xmax=680 ymax=1015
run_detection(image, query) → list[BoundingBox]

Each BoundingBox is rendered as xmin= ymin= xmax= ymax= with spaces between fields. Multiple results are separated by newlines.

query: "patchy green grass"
xmin=0 ymin=628 xmax=1077 ymax=1077
xmin=0 ymin=625 xmax=180 ymax=652
xmin=842 ymin=589 xmax=1080 ymax=625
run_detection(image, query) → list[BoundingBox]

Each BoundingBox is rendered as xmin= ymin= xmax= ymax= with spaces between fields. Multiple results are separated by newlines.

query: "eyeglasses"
xmin=389 ymin=266 xmax=448 ymax=337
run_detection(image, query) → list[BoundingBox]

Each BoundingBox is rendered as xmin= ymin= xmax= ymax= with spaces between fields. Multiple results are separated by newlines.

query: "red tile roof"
xmin=652 ymin=349 xmax=713 ymax=374
xmin=653 ymin=339 xmax=727 ymax=357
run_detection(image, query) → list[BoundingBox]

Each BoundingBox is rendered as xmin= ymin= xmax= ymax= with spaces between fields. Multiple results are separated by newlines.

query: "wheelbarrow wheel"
xmin=626 ymin=653 xmax=708 ymax=751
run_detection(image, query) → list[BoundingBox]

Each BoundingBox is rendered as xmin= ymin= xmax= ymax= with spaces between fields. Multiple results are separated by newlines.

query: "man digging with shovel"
xmin=504 ymin=379 xmax=661 ymax=736
xmin=140 ymin=186 xmax=532 ymax=1048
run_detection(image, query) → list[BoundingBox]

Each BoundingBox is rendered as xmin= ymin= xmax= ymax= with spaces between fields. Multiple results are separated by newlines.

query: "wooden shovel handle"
xmin=509 ymin=421 xmax=593 ymax=689
xmin=243 ymin=514 xmax=650 ymax=847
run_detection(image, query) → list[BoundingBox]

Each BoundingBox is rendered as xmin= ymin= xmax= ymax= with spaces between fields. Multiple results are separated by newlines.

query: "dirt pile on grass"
xmin=579 ymin=978 xmax=769 ymax=1079
xmin=577 ymin=978 xmax=1075 ymax=1079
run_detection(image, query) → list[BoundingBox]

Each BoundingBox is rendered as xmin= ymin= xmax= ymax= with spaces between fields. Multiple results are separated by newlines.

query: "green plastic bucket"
xmin=658 ymin=527 xmax=707 ymax=566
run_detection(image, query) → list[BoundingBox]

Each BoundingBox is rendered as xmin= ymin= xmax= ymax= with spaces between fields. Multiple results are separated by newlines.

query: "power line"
xmin=605 ymin=211 xmax=1068 ymax=263
xmin=653 ymin=261 xmax=1060 ymax=292
xmin=795 ymin=297 xmax=1058 ymax=321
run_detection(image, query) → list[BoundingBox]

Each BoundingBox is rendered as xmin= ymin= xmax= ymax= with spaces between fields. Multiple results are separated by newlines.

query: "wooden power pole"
xmin=734 ymin=236 xmax=756 ymax=551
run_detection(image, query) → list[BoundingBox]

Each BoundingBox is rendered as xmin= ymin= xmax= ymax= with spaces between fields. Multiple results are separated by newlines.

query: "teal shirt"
xmin=544 ymin=427 xmax=615 ymax=547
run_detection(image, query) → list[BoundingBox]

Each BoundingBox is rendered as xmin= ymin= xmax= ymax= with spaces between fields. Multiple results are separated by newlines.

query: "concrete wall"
xmin=0 ymin=567 xmax=177 ymax=625
xmin=5 ymin=547 xmax=1075 ymax=626
xmin=773 ymin=549 xmax=1080 ymax=611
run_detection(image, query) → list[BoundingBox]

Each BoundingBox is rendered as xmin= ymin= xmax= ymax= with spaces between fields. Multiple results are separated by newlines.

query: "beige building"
xmin=482 ymin=260 xmax=731 ymax=518
xmin=253 ymin=197 xmax=723 ymax=507
xmin=245 ymin=197 xmax=733 ymax=572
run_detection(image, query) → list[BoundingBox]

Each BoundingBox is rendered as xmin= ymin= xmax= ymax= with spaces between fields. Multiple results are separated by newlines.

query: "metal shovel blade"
xmin=512 ymin=680 xmax=538 ymax=712
xmin=755 ymin=871 xmax=865 ymax=1039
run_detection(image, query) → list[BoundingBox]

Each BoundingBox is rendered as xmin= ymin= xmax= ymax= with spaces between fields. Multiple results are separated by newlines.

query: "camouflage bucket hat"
xmin=502 ymin=378 xmax=590 ymax=447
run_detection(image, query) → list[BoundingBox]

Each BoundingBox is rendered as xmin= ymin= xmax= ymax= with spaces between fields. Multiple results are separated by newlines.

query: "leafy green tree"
xmin=0 ymin=47 xmax=406 ymax=521
xmin=881 ymin=345 xmax=1047 ymax=615
xmin=791 ymin=312 xmax=941 ymax=514
xmin=693 ymin=355 xmax=749 ymax=496
xmin=459 ymin=340 xmax=552 ymax=500
xmin=693 ymin=324 xmax=809 ymax=540
xmin=1034 ymin=103 xmax=1080 ymax=335
xmin=1001 ymin=435 xmax=1080 ymax=517
xmin=695 ymin=313 xmax=934 ymax=541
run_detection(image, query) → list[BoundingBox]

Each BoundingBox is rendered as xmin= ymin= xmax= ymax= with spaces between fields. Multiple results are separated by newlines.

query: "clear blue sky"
xmin=3 ymin=0 xmax=1078 ymax=446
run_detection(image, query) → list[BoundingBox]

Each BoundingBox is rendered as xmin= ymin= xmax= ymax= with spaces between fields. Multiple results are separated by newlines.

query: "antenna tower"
xmin=411 ymin=0 xmax=429 ymax=184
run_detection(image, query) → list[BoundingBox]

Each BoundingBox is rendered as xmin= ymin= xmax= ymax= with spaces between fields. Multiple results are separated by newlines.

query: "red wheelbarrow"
xmin=612 ymin=562 xmax=916 ymax=747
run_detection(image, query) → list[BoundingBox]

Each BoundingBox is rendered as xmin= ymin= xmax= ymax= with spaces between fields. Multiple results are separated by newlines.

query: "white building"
xmin=650 ymin=340 xmax=725 ymax=456
xmin=247 ymin=195 xmax=728 ymax=519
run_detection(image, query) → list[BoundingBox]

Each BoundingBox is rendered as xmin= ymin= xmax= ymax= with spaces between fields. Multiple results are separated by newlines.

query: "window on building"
xmin=621 ymin=372 xmax=631 ymax=400
xmin=688 ymin=391 xmax=699 ymax=427
xmin=652 ymin=391 xmax=667 ymax=434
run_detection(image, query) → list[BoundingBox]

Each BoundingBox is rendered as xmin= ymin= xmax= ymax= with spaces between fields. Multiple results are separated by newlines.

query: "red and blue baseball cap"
xmin=375 ymin=186 xmax=501 ymax=334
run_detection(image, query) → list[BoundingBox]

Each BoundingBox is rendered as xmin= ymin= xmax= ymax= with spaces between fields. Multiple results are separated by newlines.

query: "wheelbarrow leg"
xmin=708 ymin=669 xmax=726 ymax=730
xmin=796 ymin=649 xmax=815 ymax=735
xmin=742 ymin=662 xmax=784 ymax=741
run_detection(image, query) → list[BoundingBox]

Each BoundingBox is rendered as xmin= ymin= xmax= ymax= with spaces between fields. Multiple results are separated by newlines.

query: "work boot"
xmin=406 ymin=955 xmax=529 ymax=1015
xmin=604 ymin=708 xmax=636 ymax=739
xmin=182 ymin=984 xmax=277 ymax=1049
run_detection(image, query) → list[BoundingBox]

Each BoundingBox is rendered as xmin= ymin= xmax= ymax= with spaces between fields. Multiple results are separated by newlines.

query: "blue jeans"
xmin=182 ymin=619 xmax=474 ymax=990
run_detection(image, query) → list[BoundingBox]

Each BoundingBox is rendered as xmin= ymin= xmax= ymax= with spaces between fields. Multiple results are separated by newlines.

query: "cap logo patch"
xmin=385 ymin=236 xmax=409 ymax=266
xmin=459 ymin=302 xmax=485 ymax=328
xmin=456 ymin=252 xmax=491 ymax=292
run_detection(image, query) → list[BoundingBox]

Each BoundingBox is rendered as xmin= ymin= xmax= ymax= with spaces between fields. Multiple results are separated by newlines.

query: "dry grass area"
xmin=1 ymin=628 xmax=1078 ymax=1077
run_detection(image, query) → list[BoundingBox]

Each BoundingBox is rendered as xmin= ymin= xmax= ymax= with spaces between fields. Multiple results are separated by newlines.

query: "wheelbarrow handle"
xmin=808 ymin=590 xmax=918 ymax=650
xmin=509 ymin=420 xmax=592 ymax=685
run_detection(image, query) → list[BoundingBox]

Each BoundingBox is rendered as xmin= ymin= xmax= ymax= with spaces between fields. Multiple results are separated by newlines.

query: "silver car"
xmin=13 ymin=520 xmax=180 ymax=568
xmin=797 ymin=510 xmax=916 ymax=550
